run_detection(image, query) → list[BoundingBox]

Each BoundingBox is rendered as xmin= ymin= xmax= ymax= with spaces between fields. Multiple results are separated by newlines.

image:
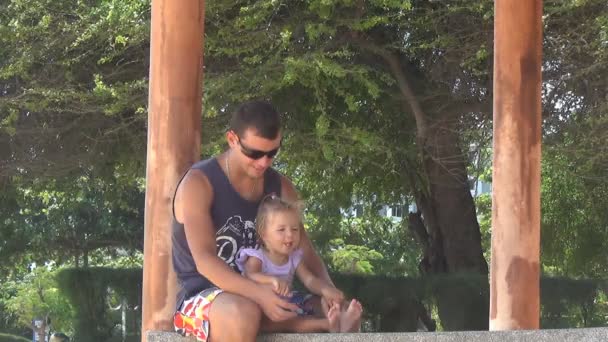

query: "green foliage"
xmin=541 ymin=109 xmax=608 ymax=276
xmin=328 ymin=238 xmax=383 ymax=274
xmin=0 ymin=333 xmax=30 ymax=342
xmin=0 ymin=291 xmax=25 ymax=339
xmin=7 ymin=265 xmax=608 ymax=335
xmin=541 ymin=277 xmax=605 ymax=328
xmin=426 ymin=273 xmax=489 ymax=330
xmin=0 ymin=0 xmax=150 ymax=179
xmin=55 ymin=267 xmax=141 ymax=342
xmin=332 ymin=273 xmax=607 ymax=331
xmin=0 ymin=168 xmax=145 ymax=271
xmin=474 ymin=193 xmax=492 ymax=262
xmin=17 ymin=266 xmax=605 ymax=334
xmin=2 ymin=265 xmax=74 ymax=335
xmin=328 ymin=208 xmax=420 ymax=276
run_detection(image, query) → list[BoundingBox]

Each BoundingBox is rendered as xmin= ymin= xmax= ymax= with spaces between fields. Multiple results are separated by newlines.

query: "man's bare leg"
xmin=208 ymin=292 xmax=261 ymax=342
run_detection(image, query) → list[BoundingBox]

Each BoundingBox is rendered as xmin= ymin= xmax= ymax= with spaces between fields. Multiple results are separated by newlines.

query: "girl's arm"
xmin=296 ymin=262 xmax=343 ymax=306
xmin=243 ymin=256 xmax=290 ymax=296
xmin=280 ymin=176 xmax=335 ymax=286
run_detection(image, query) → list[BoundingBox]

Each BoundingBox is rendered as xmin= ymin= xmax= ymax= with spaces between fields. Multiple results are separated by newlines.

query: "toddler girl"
xmin=236 ymin=194 xmax=362 ymax=333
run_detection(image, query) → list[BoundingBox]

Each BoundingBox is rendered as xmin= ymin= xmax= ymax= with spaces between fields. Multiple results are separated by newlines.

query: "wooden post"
xmin=490 ymin=0 xmax=543 ymax=330
xmin=142 ymin=0 xmax=205 ymax=340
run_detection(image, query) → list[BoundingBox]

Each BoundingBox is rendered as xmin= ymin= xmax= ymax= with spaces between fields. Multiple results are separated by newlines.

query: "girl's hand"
xmin=271 ymin=277 xmax=291 ymax=297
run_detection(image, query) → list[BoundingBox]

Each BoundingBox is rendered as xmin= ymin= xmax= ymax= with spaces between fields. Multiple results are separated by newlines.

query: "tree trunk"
xmin=415 ymin=118 xmax=489 ymax=330
xmin=83 ymin=248 xmax=89 ymax=268
xmin=422 ymin=119 xmax=487 ymax=275
xmin=371 ymin=42 xmax=489 ymax=331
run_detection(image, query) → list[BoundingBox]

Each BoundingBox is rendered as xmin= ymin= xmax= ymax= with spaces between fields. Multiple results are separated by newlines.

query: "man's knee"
xmin=210 ymin=293 xmax=261 ymax=340
xmin=223 ymin=295 xmax=261 ymax=324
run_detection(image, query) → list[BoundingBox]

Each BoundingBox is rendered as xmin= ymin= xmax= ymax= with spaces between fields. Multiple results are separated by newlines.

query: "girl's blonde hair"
xmin=255 ymin=194 xmax=304 ymax=247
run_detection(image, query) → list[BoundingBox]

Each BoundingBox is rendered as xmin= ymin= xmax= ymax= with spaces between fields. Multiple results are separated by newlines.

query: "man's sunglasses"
xmin=236 ymin=135 xmax=281 ymax=160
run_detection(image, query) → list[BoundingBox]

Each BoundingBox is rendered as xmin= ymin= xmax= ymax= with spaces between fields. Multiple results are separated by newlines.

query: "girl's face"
xmin=260 ymin=210 xmax=301 ymax=258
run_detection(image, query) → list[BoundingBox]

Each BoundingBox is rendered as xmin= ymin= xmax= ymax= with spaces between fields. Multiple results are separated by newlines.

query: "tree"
xmin=0 ymin=167 xmax=145 ymax=270
xmin=0 ymin=0 xmax=150 ymax=180
xmin=537 ymin=0 xmax=608 ymax=277
xmin=541 ymin=117 xmax=608 ymax=277
xmin=3 ymin=265 xmax=75 ymax=337
xmin=201 ymin=0 xmax=491 ymax=276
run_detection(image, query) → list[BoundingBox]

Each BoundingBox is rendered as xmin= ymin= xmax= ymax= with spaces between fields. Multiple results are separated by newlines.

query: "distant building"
xmin=345 ymin=143 xmax=492 ymax=221
xmin=348 ymin=179 xmax=491 ymax=222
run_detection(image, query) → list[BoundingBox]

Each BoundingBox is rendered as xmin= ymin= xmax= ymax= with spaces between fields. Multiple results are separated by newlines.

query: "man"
xmin=172 ymin=101 xmax=348 ymax=342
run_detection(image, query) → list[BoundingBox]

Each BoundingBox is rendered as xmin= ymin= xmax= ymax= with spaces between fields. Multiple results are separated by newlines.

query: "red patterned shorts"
xmin=174 ymin=287 xmax=223 ymax=342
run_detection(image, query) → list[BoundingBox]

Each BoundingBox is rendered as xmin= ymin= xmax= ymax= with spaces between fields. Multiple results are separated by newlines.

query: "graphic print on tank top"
xmin=216 ymin=215 xmax=258 ymax=270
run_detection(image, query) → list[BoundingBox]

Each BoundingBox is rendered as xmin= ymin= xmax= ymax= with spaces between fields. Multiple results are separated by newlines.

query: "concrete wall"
xmin=148 ymin=328 xmax=608 ymax=342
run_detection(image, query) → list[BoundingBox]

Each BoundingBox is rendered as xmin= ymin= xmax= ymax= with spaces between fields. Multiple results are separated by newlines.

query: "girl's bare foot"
xmin=340 ymin=299 xmax=363 ymax=333
xmin=327 ymin=303 xmax=340 ymax=333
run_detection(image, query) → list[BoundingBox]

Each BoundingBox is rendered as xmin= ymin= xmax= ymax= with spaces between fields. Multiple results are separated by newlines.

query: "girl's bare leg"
xmin=339 ymin=299 xmax=363 ymax=333
xmin=261 ymin=315 xmax=328 ymax=333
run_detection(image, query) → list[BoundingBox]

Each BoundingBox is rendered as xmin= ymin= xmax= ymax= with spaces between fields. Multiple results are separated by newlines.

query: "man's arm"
xmin=280 ymin=175 xmax=335 ymax=286
xmin=295 ymin=262 xmax=344 ymax=307
xmin=175 ymin=169 xmax=298 ymax=321
xmin=294 ymin=262 xmax=330 ymax=296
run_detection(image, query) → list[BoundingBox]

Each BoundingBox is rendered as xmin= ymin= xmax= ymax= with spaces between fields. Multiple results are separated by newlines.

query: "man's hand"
xmin=257 ymin=286 xmax=300 ymax=321
xmin=271 ymin=277 xmax=291 ymax=297
xmin=321 ymin=286 xmax=345 ymax=308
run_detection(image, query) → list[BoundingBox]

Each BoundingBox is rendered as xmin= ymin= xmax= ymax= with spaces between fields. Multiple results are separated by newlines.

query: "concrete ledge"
xmin=148 ymin=327 xmax=608 ymax=342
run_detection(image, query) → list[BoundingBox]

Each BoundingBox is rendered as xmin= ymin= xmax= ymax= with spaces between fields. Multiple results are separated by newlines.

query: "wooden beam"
xmin=490 ymin=0 xmax=543 ymax=330
xmin=142 ymin=0 xmax=205 ymax=340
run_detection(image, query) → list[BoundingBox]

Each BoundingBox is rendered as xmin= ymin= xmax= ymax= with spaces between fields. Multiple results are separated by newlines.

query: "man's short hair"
xmin=229 ymin=100 xmax=281 ymax=139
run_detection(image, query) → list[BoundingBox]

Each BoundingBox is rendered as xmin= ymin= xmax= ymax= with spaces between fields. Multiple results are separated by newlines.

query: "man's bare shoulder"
xmin=174 ymin=168 xmax=213 ymax=223
xmin=279 ymin=173 xmax=299 ymax=202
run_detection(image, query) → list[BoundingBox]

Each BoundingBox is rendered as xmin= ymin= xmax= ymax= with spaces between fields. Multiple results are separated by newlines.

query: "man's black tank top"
xmin=172 ymin=157 xmax=282 ymax=309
